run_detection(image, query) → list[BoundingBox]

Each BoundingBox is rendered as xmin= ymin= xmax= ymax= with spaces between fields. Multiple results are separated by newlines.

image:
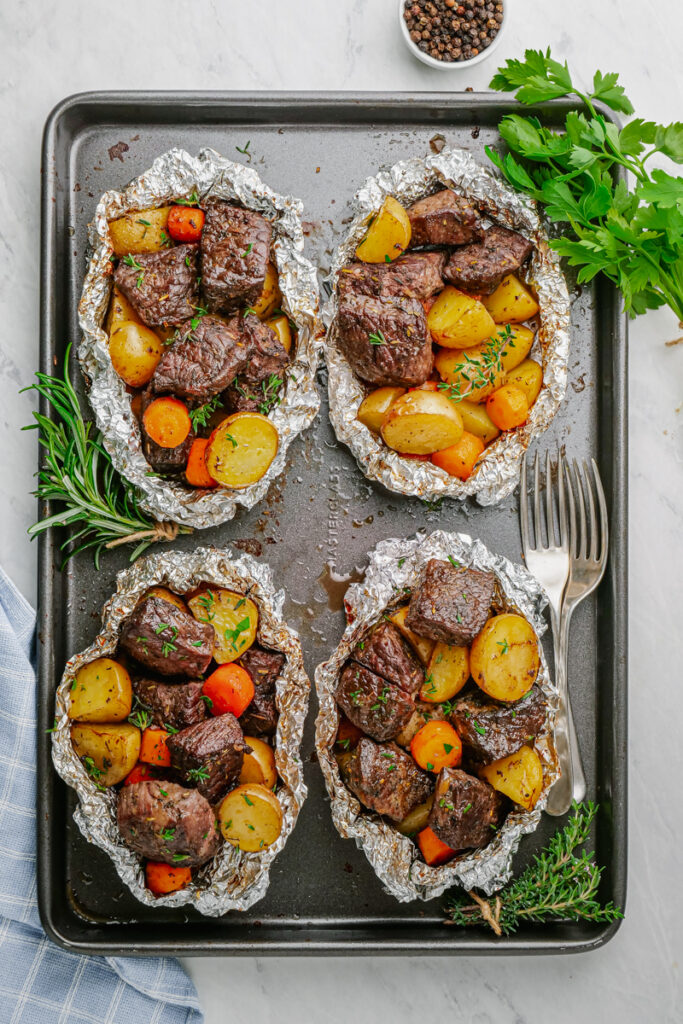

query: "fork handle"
xmin=545 ymin=608 xmax=586 ymax=816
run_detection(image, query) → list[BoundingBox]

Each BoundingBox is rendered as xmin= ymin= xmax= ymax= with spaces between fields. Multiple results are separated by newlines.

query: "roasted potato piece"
xmin=396 ymin=794 xmax=435 ymax=836
xmin=71 ymin=723 xmax=141 ymax=787
xmin=206 ymin=413 xmax=279 ymax=489
xmin=470 ymin=613 xmax=541 ymax=702
xmin=109 ymin=206 xmax=173 ymax=257
xmin=105 ymin=285 xmax=142 ymax=334
xmin=142 ymin=586 xmax=188 ymax=612
xmin=357 ymin=386 xmax=406 ymax=434
xmin=265 ymin=313 xmax=293 ymax=353
xmin=456 ymin=399 xmax=500 ymax=445
xmin=381 ymin=390 xmax=464 ymax=455
xmin=109 ymin=321 xmax=163 ymax=387
xmin=240 ymin=736 xmax=277 ymax=789
xmin=68 ymin=657 xmax=133 ymax=723
xmin=355 ymin=196 xmax=411 ymax=264
xmin=387 ymin=605 xmax=435 ymax=666
xmin=218 ymin=783 xmax=283 ymax=852
xmin=434 ymin=324 xmax=535 ymax=403
xmin=187 ymin=587 xmax=258 ymax=664
xmin=503 ymin=358 xmax=543 ymax=408
xmin=480 ymin=744 xmax=544 ymax=810
xmin=251 ymin=262 xmax=281 ymax=320
xmin=421 ymin=642 xmax=470 ymax=703
xmin=427 ymin=286 xmax=496 ymax=349
xmin=483 ymin=274 xmax=539 ymax=324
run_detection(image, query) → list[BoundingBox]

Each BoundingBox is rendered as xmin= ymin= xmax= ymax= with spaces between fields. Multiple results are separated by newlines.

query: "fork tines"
xmin=520 ymin=450 xmax=568 ymax=553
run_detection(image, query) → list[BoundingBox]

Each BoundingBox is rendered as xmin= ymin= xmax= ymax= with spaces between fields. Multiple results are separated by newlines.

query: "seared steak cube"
xmin=114 ymin=244 xmax=200 ymax=326
xmin=427 ymin=767 xmax=502 ymax=850
xmin=336 ymin=663 xmax=415 ymax=742
xmin=337 ymin=293 xmax=432 ymax=387
xmin=444 ymin=225 xmax=533 ymax=295
xmin=406 ymin=559 xmax=495 ymax=645
xmin=224 ymin=315 xmax=289 ymax=413
xmin=407 ymin=189 xmax=483 ymax=247
xmin=239 ymin=689 xmax=278 ymax=737
xmin=343 ymin=738 xmax=433 ymax=822
xmin=338 ymin=251 xmax=446 ymax=303
xmin=167 ymin=714 xmax=250 ymax=804
xmin=139 ymin=387 xmax=194 ymax=473
xmin=352 ymin=621 xmax=423 ymax=696
xmin=133 ymin=678 xmax=208 ymax=731
xmin=200 ymin=200 xmax=272 ymax=314
xmin=117 ymin=780 xmax=220 ymax=866
xmin=238 ymin=646 xmax=285 ymax=694
xmin=120 ymin=595 xmax=213 ymax=677
xmin=449 ymin=685 xmax=546 ymax=765
xmin=151 ymin=313 xmax=251 ymax=403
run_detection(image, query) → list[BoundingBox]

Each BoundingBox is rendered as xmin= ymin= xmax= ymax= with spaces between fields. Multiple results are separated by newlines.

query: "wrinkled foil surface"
xmin=52 ymin=547 xmax=309 ymax=916
xmin=315 ymin=530 xmax=560 ymax=902
xmin=79 ymin=147 xmax=322 ymax=528
xmin=323 ymin=148 xmax=571 ymax=505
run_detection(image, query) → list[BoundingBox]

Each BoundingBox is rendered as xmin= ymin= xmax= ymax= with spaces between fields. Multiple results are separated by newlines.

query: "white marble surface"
xmin=1 ymin=0 xmax=682 ymax=1020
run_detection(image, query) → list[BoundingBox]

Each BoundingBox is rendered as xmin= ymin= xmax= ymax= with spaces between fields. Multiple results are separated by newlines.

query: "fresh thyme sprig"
xmin=22 ymin=344 xmax=190 ymax=568
xmin=437 ymin=324 xmax=513 ymax=403
xmin=445 ymin=802 xmax=623 ymax=936
xmin=189 ymin=395 xmax=223 ymax=431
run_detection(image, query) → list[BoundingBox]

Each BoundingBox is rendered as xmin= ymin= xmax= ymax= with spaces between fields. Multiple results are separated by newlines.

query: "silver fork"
xmin=520 ymin=451 xmax=581 ymax=816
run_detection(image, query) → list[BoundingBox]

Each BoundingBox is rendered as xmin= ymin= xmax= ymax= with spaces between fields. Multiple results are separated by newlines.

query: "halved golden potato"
xmin=381 ymin=390 xmax=464 ymax=455
xmin=470 ymin=613 xmax=540 ymax=702
xmin=142 ymin=586 xmax=187 ymax=612
xmin=71 ymin=723 xmax=141 ymax=787
xmin=483 ymin=274 xmax=539 ymax=324
xmin=355 ymin=196 xmax=411 ymax=264
xmin=503 ymin=358 xmax=543 ymax=408
xmin=435 ymin=324 xmax=535 ymax=403
xmin=109 ymin=206 xmax=173 ymax=257
xmin=357 ymin=386 xmax=406 ymax=434
xmin=480 ymin=745 xmax=544 ymax=810
xmin=187 ymin=587 xmax=258 ymax=664
xmin=240 ymin=737 xmax=277 ymax=789
xmin=218 ymin=783 xmax=283 ymax=852
xmin=68 ymin=658 xmax=133 ymax=723
xmin=421 ymin=642 xmax=470 ymax=703
xmin=387 ymin=605 xmax=435 ymax=666
xmin=396 ymin=794 xmax=435 ymax=836
xmin=206 ymin=413 xmax=279 ymax=489
xmin=251 ymin=263 xmax=281 ymax=320
xmin=427 ymin=286 xmax=496 ymax=349
xmin=456 ymin=400 xmax=500 ymax=445
xmin=109 ymin=321 xmax=163 ymax=387
xmin=266 ymin=313 xmax=293 ymax=353
xmin=105 ymin=285 xmax=142 ymax=334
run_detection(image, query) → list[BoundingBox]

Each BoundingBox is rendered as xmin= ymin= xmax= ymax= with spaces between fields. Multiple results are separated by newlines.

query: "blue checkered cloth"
xmin=0 ymin=565 xmax=203 ymax=1023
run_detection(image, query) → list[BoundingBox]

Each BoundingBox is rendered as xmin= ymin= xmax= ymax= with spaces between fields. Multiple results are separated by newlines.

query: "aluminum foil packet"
xmin=52 ymin=546 xmax=309 ymax=917
xmin=323 ymin=148 xmax=571 ymax=506
xmin=79 ymin=147 xmax=322 ymax=528
xmin=314 ymin=530 xmax=560 ymax=903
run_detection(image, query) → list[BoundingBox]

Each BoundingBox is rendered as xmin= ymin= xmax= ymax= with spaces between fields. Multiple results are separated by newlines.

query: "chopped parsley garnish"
xmin=187 ymin=766 xmax=210 ymax=782
xmin=242 ymin=794 xmax=254 ymax=807
xmin=368 ymin=330 xmax=386 ymax=346
xmin=159 ymin=827 xmax=176 ymax=842
xmin=224 ymin=617 xmax=251 ymax=652
xmin=235 ymin=141 xmax=251 ymax=156
xmin=472 ymin=720 xmax=487 ymax=736
xmin=200 ymin=694 xmax=214 ymax=708
xmin=447 ymin=555 xmax=461 ymax=568
xmin=241 ymin=243 xmax=253 ymax=258
xmin=462 ymin=802 xmax=472 ymax=814
xmin=497 ymin=638 xmax=510 ymax=655
xmin=398 ymin=557 xmax=406 ymax=568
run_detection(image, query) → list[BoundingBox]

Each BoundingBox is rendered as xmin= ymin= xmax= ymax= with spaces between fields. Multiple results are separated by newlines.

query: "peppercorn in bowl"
xmin=399 ymin=0 xmax=507 ymax=68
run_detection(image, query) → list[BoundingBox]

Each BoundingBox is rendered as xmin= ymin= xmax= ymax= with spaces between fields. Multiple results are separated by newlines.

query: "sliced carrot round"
xmin=431 ymin=430 xmax=485 ymax=480
xmin=167 ymin=205 xmax=205 ymax=243
xmin=143 ymin=397 xmax=192 ymax=449
xmin=486 ymin=384 xmax=529 ymax=431
xmin=410 ymin=720 xmax=462 ymax=773
xmin=417 ymin=826 xmax=456 ymax=866
xmin=145 ymin=860 xmax=192 ymax=895
xmin=139 ymin=727 xmax=172 ymax=767
xmin=185 ymin=438 xmax=219 ymax=488
xmin=203 ymin=664 xmax=255 ymax=718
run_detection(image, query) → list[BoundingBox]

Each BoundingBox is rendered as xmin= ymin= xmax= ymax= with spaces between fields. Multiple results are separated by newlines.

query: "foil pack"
xmin=314 ymin=530 xmax=560 ymax=902
xmin=51 ymin=546 xmax=309 ymax=916
xmin=79 ymin=147 xmax=322 ymax=528
xmin=323 ymin=148 xmax=571 ymax=506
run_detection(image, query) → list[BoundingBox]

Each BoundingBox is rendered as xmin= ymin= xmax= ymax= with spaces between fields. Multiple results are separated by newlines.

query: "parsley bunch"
xmin=487 ymin=49 xmax=683 ymax=321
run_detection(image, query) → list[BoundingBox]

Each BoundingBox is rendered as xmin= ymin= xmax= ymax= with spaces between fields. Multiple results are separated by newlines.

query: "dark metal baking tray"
xmin=37 ymin=92 xmax=627 ymax=955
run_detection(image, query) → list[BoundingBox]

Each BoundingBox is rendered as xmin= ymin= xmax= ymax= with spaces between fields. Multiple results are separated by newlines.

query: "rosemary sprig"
xmin=22 ymin=344 xmax=190 ymax=568
xmin=445 ymin=802 xmax=623 ymax=936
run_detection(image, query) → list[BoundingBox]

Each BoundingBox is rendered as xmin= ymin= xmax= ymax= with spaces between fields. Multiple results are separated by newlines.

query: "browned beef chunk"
xmin=337 ymin=293 xmax=432 ymax=387
xmin=200 ymin=200 xmax=272 ymax=314
xmin=120 ymin=596 xmax=213 ymax=677
xmin=338 ymin=251 xmax=446 ymax=303
xmin=223 ymin=315 xmax=289 ymax=413
xmin=351 ymin=621 xmax=423 ymax=696
xmin=167 ymin=714 xmax=250 ymax=804
xmin=335 ymin=663 xmax=415 ymax=742
xmin=449 ymin=685 xmax=546 ymax=765
xmin=151 ymin=314 xmax=251 ymax=403
xmin=343 ymin=738 xmax=433 ymax=821
xmin=237 ymin=646 xmax=285 ymax=694
xmin=139 ymin=387 xmax=194 ymax=473
xmin=407 ymin=189 xmax=483 ymax=247
xmin=114 ymin=244 xmax=200 ymax=326
xmin=406 ymin=559 xmax=495 ymax=645
xmin=443 ymin=225 xmax=533 ymax=295
xmin=240 ymin=689 xmax=278 ymax=737
xmin=133 ymin=679 xmax=208 ymax=731
xmin=427 ymin=767 xmax=502 ymax=850
xmin=117 ymin=780 xmax=220 ymax=866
